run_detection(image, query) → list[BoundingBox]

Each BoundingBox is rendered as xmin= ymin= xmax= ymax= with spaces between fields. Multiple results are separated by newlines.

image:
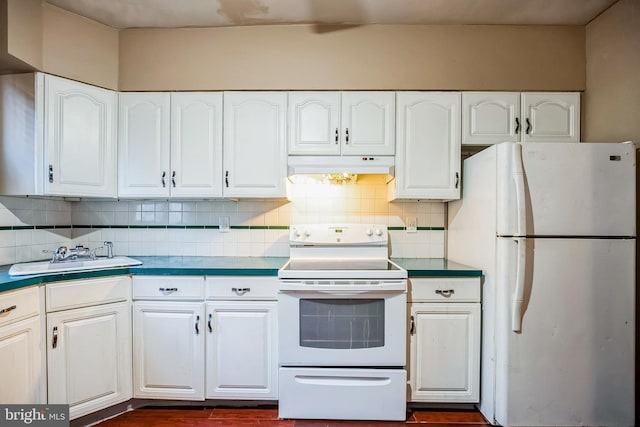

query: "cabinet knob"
xmin=232 ymin=287 xmax=251 ymax=296
xmin=52 ymin=326 xmax=58 ymax=349
xmin=525 ymin=118 xmax=532 ymax=135
xmin=0 ymin=305 xmax=16 ymax=315
xmin=171 ymin=171 xmax=176 ymax=187
xmin=409 ymin=315 xmax=415 ymax=335
xmin=161 ymin=171 xmax=166 ymax=188
xmin=345 ymin=128 xmax=350 ymax=144
xmin=335 ymin=128 xmax=339 ymax=144
xmin=435 ymin=289 xmax=455 ymax=297
xmin=515 ymin=117 xmax=521 ymax=134
xmin=208 ymin=313 xmax=213 ymax=333
xmin=195 ymin=315 xmax=200 ymax=335
xmin=48 ymin=164 xmax=54 ymax=183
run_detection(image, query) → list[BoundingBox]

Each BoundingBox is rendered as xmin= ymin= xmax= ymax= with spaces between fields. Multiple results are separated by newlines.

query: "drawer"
xmin=0 ymin=286 xmax=42 ymax=327
xmin=206 ymin=276 xmax=279 ymax=300
xmin=133 ymin=275 xmax=205 ymax=300
xmin=46 ymin=276 xmax=131 ymax=312
xmin=409 ymin=277 xmax=480 ymax=303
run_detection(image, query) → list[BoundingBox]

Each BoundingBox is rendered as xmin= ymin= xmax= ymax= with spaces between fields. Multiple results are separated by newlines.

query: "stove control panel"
xmin=290 ymin=224 xmax=388 ymax=245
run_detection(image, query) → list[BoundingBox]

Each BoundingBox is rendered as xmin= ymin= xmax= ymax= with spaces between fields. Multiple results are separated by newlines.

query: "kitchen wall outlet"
xmin=406 ymin=217 xmax=417 ymax=233
xmin=219 ymin=216 xmax=230 ymax=233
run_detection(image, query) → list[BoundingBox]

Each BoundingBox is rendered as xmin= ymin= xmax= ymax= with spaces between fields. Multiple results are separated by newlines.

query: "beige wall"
xmin=584 ymin=0 xmax=640 ymax=142
xmin=41 ymin=3 xmax=118 ymax=89
xmin=6 ymin=0 xmax=42 ymax=69
xmin=119 ymin=24 xmax=585 ymax=91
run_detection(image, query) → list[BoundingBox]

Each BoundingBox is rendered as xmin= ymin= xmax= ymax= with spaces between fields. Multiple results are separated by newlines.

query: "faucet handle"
xmin=103 ymin=241 xmax=114 ymax=259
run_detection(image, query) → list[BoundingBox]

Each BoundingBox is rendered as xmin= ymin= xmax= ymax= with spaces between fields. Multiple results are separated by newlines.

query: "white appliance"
xmin=278 ymin=224 xmax=407 ymax=421
xmin=448 ymin=142 xmax=636 ymax=427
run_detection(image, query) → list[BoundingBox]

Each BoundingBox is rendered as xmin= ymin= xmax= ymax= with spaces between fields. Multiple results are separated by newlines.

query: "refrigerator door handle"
xmin=512 ymin=143 xmax=527 ymax=236
xmin=512 ymin=237 xmax=527 ymax=332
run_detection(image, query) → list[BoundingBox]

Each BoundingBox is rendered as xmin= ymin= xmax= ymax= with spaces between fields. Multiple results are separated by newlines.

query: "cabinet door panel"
xmin=206 ymin=301 xmax=277 ymax=399
xmin=133 ymin=301 xmax=204 ymax=400
xmin=223 ymin=92 xmax=287 ymax=198
xmin=45 ymin=75 xmax=116 ymax=197
xmin=0 ymin=316 xmax=45 ymax=404
xmin=462 ymin=92 xmax=520 ymax=145
xmin=393 ymin=92 xmax=461 ymax=200
xmin=47 ymin=301 xmax=131 ymax=419
xmin=171 ymin=92 xmax=223 ymax=198
xmin=521 ymin=93 xmax=580 ymax=143
xmin=288 ymin=92 xmax=341 ymax=155
xmin=118 ymin=92 xmax=171 ymax=197
xmin=409 ymin=303 xmax=480 ymax=403
xmin=341 ymin=92 xmax=395 ymax=155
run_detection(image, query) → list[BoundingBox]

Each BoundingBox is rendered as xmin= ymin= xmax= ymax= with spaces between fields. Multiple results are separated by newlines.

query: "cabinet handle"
xmin=435 ymin=289 xmax=455 ymax=297
xmin=525 ymin=118 xmax=531 ymax=135
xmin=208 ymin=313 xmax=213 ymax=333
xmin=159 ymin=287 xmax=178 ymax=295
xmin=409 ymin=315 xmax=415 ymax=335
xmin=345 ymin=128 xmax=349 ymax=144
xmin=48 ymin=165 xmax=54 ymax=183
xmin=455 ymin=172 xmax=460 ymax=189
xmin=52 ymin=326 xmax=58 ymax=349
xmin=161 ymin=171 xmax=166 ymax=188
xmin=195 ymin=315 xmax=200 ymax=335
xmin=171 ymin=171 xmax=176 ymax=187
xmin=225 ymin=171 xmax=229 ymax=188
xmin=0 ymin=305 xmax=16 ymax=315
xmin=335 ymin=128 xmax=339 ymax=144
xmin=515 ymin=117 xmax=521 ymax=134
xmin=232 ymin=287 xmax=251 ymax=296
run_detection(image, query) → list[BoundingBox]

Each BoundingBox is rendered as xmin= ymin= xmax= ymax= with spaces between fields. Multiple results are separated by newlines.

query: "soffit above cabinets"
xmin=44 ymin=0 xmax=617 ymax=29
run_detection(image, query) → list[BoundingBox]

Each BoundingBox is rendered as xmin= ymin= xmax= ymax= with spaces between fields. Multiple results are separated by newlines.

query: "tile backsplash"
xmin=0 ymin=176 xmax=446 ymax=265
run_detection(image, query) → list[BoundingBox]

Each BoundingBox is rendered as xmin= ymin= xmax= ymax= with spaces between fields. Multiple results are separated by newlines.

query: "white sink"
xmin=8 ymin=256 xmax=142 ymax=276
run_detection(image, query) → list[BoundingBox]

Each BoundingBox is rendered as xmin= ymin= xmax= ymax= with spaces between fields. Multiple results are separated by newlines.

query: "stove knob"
xmin=374 ymin=228 xmax=383 ymax=236
xmin=303 ymin=230 xmax=311 ymax=237
xmin=366 ymin=228 xmax=373 ymax=236
xmin=294 ymin=229 xmax=301 ymax=238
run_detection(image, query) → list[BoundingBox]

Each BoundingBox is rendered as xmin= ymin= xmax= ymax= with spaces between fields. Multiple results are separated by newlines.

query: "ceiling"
xmin=44 ymin=0 xmax=618 ymax=29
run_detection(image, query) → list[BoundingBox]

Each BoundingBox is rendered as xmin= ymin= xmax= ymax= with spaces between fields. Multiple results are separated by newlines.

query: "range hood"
xmin=287 ymin=156 xmax=395 ymax=176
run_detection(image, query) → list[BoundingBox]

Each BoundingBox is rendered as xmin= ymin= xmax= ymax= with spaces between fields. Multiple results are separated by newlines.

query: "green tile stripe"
xmin=0 ymin=225 xmax=71 ymax=231
xmin=388 ymin=226 xmax=445 ymax=231
xmin=0 ymin=225 xmax=446 ymax=231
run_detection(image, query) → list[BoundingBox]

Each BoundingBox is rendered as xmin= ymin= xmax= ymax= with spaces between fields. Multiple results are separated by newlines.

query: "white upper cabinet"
xmin=462 ymin=92 xmax=580 ymax=145
xmin=45 ymin=75 xmax=117 ymax=197
xmin=391 ymin=92 xmax=461 ymax=200
xmin=288 ymin=92 xmax=395 ymax=156
xmin=118 ymin=92 xmax=171 ymax=198
xmin=170 ymin=93 xmax=223 ymax=198
xmin=118 ymin=92 xmax=223 ymax=198
xmin=521 ymin=92 xmax=580 ymax=143
xmin=223 ymin=92 xmax=287 ymax=198
xmin=462 ymin=92 xmax=520 ymax=145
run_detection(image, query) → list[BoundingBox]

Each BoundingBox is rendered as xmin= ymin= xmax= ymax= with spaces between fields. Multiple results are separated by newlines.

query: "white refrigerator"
xmin=448 ymin=142 xmax=636 ymax=427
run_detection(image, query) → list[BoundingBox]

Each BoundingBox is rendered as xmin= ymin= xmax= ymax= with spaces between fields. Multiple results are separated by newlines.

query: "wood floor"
xmin=96 ymin=406 xmax=490 ymax=426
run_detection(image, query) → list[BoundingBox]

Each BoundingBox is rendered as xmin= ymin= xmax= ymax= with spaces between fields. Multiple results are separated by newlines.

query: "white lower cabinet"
xmin=132 ymin=275 xmax=278 ymax=401
xmin=46 ymin=276 xmax=132 ymax=420
xmin=132 ymin=301 xmax=205 ymax=400
xmin=205 ymin=301 xmax=277 ymax=399
xmin=408 ymin=278 xmax=481 ymax=403
xmin=0 ymin=286 xmax=46 ymax=404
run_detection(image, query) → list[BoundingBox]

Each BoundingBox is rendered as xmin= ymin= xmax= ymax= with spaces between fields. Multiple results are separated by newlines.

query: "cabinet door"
xmin=133 ymin=301 xmax=205 ymax=400
xmin=118 ymin=92 xmax=171 ymax=197
xmin=205 ymin=301 xmax=277 ymax=399
xmin=0 ymin=316 xmax=45 ymax=404
xmin=392 ymin=92 xmax=461 ymax=200
xmin=409 ymin=303 xmax=480 ymax=403
xmin=170 ymin=92 xmax=223 ymax=198
xmin=462 ymin=92 xmax=520 ymax=145
xmin=341 ymin=92 xmax=395 ymax=156
xmin=521 ymin=92 xmax=580 ymax=143
xmin=47 ymin=301 xmax=132 ymax=420
xmin=288 ymin=92 xmax=341 ymax=155
xmin=223 ymin=92 xmax=287 ymax=198
xmin=44 ymin=75 xmax=116 ymax=197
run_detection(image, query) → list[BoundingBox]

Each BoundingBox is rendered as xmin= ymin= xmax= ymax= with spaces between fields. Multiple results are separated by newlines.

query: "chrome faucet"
xmin=103 ymin=241 xmax=114 ymax=259
xmin=44 ymin=242 xmax=114 ymax=263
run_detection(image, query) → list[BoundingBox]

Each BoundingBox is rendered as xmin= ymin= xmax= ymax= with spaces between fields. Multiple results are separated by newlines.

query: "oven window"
xmin=299 ymin=299 xmax=385 ymax=349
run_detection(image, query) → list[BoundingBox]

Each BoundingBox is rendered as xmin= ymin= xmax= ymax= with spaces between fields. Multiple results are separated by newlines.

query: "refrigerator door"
xmin=493 ymin=237 xmax=635 ymax=426
xmin=496 ymin=142 xmax=636 ymax=237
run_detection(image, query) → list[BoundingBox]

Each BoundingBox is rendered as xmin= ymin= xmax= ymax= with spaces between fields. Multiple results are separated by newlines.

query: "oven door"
xmin=278 ymin=284 xmax=406 ymax=367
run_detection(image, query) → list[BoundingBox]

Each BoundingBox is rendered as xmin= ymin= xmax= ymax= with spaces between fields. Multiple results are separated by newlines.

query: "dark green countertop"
xmin=0 ymin=256 xmax=481 ymax=293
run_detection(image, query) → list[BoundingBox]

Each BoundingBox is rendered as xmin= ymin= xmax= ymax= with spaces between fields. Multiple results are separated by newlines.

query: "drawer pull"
xmin=52 ymin=326 xmax=58 ymax=349
xmin=0 ymin=305 xmax=16 ymax=315
xmin=435 ymin=289 xmax=455 ymax=297
xmin=159 ymin=287 xmax=178 ymax=295
xmin=232 ymin=287 xmax=251 ymax=296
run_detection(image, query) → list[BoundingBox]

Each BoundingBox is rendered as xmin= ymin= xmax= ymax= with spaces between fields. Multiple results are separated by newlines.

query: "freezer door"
xmin=493 ymin=237 xmax=635 ymax=427
xmin=496 ymin=142 xmax=636 ymax=237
